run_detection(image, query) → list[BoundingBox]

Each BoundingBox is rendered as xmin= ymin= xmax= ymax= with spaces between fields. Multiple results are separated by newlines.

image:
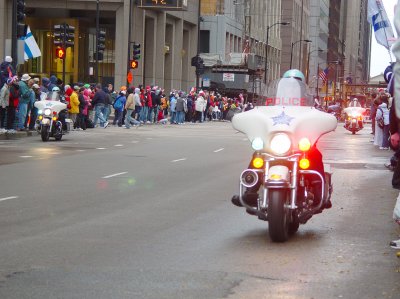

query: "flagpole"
xmin=316 ymin=62 xmax=319 ymax=98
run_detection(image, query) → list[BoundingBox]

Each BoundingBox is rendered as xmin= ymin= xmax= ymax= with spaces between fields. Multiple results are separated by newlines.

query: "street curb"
xmin=0 ymin=131 xmax=35 ymax=140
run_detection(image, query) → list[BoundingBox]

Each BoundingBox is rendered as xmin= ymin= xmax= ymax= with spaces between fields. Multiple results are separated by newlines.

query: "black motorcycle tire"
xmin=289 ymin=211 xmax=300 ymax=235
xmin=268 ymin=189 xmax=290 ymax=242
xmin=41 ymin=125 xmax=50 ymax=142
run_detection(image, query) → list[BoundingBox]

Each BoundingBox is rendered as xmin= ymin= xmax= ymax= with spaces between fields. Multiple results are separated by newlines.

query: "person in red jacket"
xmin=7 ymin=76 xmax=19 ymax=132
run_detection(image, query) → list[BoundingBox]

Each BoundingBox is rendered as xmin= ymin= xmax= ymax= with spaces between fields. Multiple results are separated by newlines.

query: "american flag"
xmin=319 ymin=67 xmax=329 ymax=84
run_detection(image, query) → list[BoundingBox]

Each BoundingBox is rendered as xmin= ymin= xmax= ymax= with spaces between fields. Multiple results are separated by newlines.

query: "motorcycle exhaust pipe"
xmin=240 ymin=169 xmax=259 ymax=188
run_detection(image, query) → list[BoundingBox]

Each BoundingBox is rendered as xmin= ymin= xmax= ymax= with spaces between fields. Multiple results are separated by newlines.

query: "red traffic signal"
xmin=56 ymin=47 xmax=66 ymax=59
xmin=129 ymin=60 xmax=138 ymax=69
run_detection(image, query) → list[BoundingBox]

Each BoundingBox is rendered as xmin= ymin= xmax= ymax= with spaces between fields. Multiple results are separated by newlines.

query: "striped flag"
xmin=20 ymin=26 xmax=42 ymax=60
xmin=319 ymin=67 xmax=329 ymax=84
xmin=367 ymin=0 xmax=395 ymax=50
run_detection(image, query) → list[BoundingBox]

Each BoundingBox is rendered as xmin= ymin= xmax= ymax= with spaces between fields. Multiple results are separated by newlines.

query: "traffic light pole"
xmin=127 ymin=0 xmax=133 ymax=86
xmin=62 ymin=23 xmax=66 ymax=86
xmin=11 ymin=0 xmax=17 ymax=70
xmin=196 ymin=0 xmax=201 ymax=92
xmin=95 ymin=0 xmax=100 ymax=83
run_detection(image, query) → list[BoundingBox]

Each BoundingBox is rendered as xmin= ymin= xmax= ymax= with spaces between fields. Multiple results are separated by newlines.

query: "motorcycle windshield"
xmin=264 ymin=78 xmax=313 ymax=107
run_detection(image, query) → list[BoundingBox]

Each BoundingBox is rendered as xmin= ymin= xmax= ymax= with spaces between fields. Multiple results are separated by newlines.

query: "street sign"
xmin=127 ymin=72 xmax=133 ymax=84
xmin=137 ymin=0 xmax=187 ymax=10
xmin=202 ymin=77 xmax=210 ymax=87
xmin=223 ymin=73 xmax=235 ymax=82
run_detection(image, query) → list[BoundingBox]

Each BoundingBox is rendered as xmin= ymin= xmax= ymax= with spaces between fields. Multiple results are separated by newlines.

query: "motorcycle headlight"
xmin=251 ymin=137 xmax=264 ymax=151
xmin=44 ymin=108 xmax=52 ymax=116
xmin=270 ymin=133 xmax=291 ymax=155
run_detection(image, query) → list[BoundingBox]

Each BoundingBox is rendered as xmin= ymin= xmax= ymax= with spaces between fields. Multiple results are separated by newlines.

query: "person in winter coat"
xmin=92 ymin=83 xmax=109 ymax=128
xmin=0 ymin=77 xmax=11 ymax=131
xmin=169 ymin=93 xmax=177 ymax=124
xmin=133 ymin=87 xmax=142 ymax=121
xmin=175 ymin=92 xmax=185 ymax=124
xmin=194 ymin=91 xmax=206 ymax=123
xmin=113 ymin=90 xmax=126 ymax=127
xmin=7 ymin=76 xmax=19 ymax=132
xmin=376 ymin=94 xmax=391 ymax=149
xmin=69 ymin=86 xmax=81 ymax=129
xmin=47 ymin=75 xmax=58 ymax=93
xmin=17 ymin=74 xmax=33 ymax=131
xmin=0 ymin=56 xmax=15 ymax=87
xmin=124 ymin=88 xmax=140 ymax=128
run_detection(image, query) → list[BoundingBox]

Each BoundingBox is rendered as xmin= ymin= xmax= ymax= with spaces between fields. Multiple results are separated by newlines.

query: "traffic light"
xmin=192 ymin=55 xmax=205 ymax=75
xmin=53 ymin=24 xmax=64 ymax=46
xmin=97 ymin=30 xmax=106 ymax=52
xmin=55 ymin=47 xmax=66 ymax=59
xmin=65 ymin=24 xmax=75 ymax=47
xmin=129 ymin=60 xmax=138 ymax=69
xmin=132 ymin=42 xmax=141 ymax=60
xmin=16 ymin=0 xmax=27 ymax=38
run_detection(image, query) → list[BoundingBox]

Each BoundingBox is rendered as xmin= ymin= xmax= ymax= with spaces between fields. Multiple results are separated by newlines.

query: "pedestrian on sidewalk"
xmin=113 ymin=90 xmax=126 ymax=127
xmin=92 ymin=83 xmax=109 ymax=128
xmin=124 ymin=88 xmax=140 ymax=129
xmin=0 ymin=77 xmax=11 ymax=132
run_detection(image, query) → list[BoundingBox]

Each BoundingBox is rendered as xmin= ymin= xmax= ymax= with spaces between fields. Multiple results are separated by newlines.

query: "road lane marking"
xmin=19 ymin=156 xmax=33 ymax=158
xmin=114 ymin=144 xmax=124 ymax=147
xmin=0 ymin=196 xmax=18 ymax=202
xmin=102 ymin=172 xmax=128 ymax=179
xmin=214 ymin=148 xmax=224 ymax=153
xmin=76 ymin=149 xmax=85 ymax=152
xmin=96 ymin=147 xmax=106 ymax=150
xmin=171 ymin=158 xmax=187 ymax=163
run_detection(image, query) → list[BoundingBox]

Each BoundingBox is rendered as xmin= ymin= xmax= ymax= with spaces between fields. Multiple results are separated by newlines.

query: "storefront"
xmin=21 ymin=13 xmax=116 ymax=86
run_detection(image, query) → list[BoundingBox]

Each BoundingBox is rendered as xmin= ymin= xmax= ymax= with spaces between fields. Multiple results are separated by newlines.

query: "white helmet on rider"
xmin=283 ymin=69 xmax=305 ymax=82
xmin=52 ymin=86 xmax=60 ymax=93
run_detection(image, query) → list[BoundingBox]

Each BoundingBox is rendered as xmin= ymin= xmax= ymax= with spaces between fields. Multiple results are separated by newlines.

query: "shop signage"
xmin=137 ymin=0 xmax=188 ymax=10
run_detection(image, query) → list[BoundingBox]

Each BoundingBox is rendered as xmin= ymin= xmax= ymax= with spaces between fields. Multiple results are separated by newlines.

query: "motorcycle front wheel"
xmin=268 ymin=189 xmax=290 ymax=242
xmin=41 ymin=125 xmax=50 ymax=142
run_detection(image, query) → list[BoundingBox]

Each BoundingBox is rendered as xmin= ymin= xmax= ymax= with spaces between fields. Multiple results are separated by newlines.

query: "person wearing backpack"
xmin=112 ymin=90 xmax=126 ymax=127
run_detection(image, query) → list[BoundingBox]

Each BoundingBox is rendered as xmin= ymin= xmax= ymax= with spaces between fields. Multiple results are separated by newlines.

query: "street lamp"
xmin=264 ymin=21 xmax=290 ymax=84
xmin=290 ymin=39 xmax=312 ymax=69
xmin=306 ymin=49 xmax=324 ymax=84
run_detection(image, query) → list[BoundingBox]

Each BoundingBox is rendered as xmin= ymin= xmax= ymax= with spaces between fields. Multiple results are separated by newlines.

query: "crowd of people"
xmin=0 ymin=56 xmax=254 ymax=133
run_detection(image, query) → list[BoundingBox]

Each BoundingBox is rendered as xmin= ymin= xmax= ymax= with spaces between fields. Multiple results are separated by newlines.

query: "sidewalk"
xmin=0 ymin=130 xmax=36 ymax=140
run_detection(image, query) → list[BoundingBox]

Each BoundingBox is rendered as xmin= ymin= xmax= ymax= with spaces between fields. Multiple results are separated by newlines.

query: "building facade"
xmin=0 ymin=0 xmax=200 ymax=92
xmin=281 ymin=0 xmax=311 ymax=76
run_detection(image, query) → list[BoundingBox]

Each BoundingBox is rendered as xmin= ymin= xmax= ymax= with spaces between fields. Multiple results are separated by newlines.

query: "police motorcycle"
xmin=343 ymin=98 xmax=365 ymax=134
xmin=34 ymin=87 xmax=72 ymax=142
xmin=231 ymin=69 xmax=337 ymax=242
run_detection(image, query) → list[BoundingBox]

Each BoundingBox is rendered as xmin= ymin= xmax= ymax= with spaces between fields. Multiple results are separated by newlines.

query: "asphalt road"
xmin=0 ymin=121 xmax=398 ymax=299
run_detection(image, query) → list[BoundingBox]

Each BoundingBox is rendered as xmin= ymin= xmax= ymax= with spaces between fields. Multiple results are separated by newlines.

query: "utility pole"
xmin=11 ymin=0 xmax=17 ymax=70
xmin=95 ymin=0 xmax=100 ymax=83
xmin=196 ymin=0 xmax=201 ymax=92
xmin=127 ymin=0 xmax=133 ymax=86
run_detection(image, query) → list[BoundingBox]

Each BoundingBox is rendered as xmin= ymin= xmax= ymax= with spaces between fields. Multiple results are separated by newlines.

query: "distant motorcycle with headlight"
xmin=343 ymin=106 xmax=365 ymax=134
xmin=231 ymin=77 xmax=337 ymax=242
xmin=34 ymin=92 xmax=72 ymax=142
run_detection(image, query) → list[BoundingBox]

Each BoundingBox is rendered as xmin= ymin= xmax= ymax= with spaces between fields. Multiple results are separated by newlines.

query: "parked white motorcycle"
xmin=34 ymin=91 xmax=72 ymax=141
xmin=231 ymin=74 xmax=337 ymax=242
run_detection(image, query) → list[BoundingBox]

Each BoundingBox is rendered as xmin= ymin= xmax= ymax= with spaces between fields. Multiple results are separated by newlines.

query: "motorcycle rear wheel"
xmin=268 ymin=189 xmax=290 ymax=242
